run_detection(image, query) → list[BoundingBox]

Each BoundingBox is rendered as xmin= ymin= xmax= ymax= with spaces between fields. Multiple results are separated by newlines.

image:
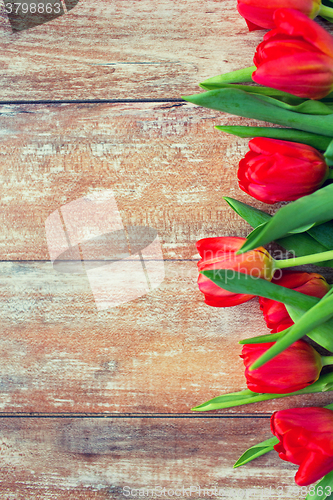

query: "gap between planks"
xmin=0 ymin=413 xmax=270 ymax=418
xmin=0 ymin=99 xmax=186 ymax=105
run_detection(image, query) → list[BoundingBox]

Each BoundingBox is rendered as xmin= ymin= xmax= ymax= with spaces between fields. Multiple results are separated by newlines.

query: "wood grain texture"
xmin=0 ymin=0 xmax=263 ymax=101
xmin=0 ymin=416 xmax=310 ymax=499
xmin=0 ymin=102 xmax=269 ymax=261
xmin=1 ymin=260 xmax=332 ymax=413
xmin=2 ymin=0 xmax=333 ymax=496
xmin=1 ymin=102 xmax=333 ymax=413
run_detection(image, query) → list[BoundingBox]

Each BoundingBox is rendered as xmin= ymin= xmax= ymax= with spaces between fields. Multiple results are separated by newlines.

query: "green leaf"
xmin=183 ymin=88 xmax=333 ymax=137
xmin=277 ymin=233 xmax=333 ymax=267
xmin=308 ymin=220 xmax=333 ymax=249
xmin=238 ymin=184 xmax=333 ymax=254
xmin=199 ymin=66 xmax=256 ymax=88
xmin=285 ymin=301 xmax=333 ymax=351
xmin=202 ymin=83 xmax=305 ymax=106
xmin=192 ymin=373 xmax=333 ymax=412
xmin=325 ymin=139 xmax=333 ymax=167
xmin=233 ymin=437 xmax=278 ymax=468
xmin=306 ymin=471 xmax=333 ymax=500
xmin=257 ymin=94 xmax=333 ymax=115
xmin=200 ymin=270 xmax=333 ymax=351
xmin=224 ymin=197 xmax=333 ymax=266
xmin=249 ymin=292 xmax=333 ymax=370
xmin=223 ymin=197 xmax=271 ymax=228
xmin=202 ymin=269 xmax=318 ymax=309
xmin=216 ymin=126 xmax=332 ymax=150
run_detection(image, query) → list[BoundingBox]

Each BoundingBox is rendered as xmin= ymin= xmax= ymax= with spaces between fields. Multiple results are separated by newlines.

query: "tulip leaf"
xmin=305 ymin=470 xmax=333 ymax=500
xmin=325 ymin=139 xmax=333 ymax=167
xmin=223 ymin=197 xmax=271 ymax=228
xmin=201 ymin=83 xmax=305 ymax=106
xmin=200 ymin=270 xmax=333 ymax=351
xmin=183 ymin=88 xmax=333 ymax=137
xmin=308 ymin=220 xmax=333 ymax=249
xmin=201 ymin=269 xmax=318 ymax=309
xmin=249 ymin=293 xmax=333 ymax=370
xmin=192 ymin=373 xmax=333 ymax=412
xmin=224 ymin=197 xmax=333 ymax=266
xmin=233 ymin=437 xmax=278 ymax=469
xmin=215 ymin=126 xmax=332 ymax=150
xmin=286 ymin=304 xmax=333 ymax=355
xmin=258 ymin=94 xmax=333 ymax=115
xmin=199 ymin=66 xmax=256 ymax=87
xmin=247 ymin=221 xmax=317 ymax=240
xmin=238 ymin=184 xmax=333 ymax=254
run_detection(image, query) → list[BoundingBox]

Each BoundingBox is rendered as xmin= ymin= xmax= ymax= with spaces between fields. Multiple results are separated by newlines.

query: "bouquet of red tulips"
xmin=183 ymin=2 xmax=333 ymax=497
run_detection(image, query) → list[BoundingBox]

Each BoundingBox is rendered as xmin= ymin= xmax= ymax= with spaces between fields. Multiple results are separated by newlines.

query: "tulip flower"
xmin=259 ymin=271 xmax=330 ymax=332
xmin=241 ymin=340 xmax=322 ymax=393
xmin=197 ymin=237 xmax=274 ymax=307
xmin=238 ymin=138 xmax=329 ymax=204
xmin=237 ymin=0 xmax=321 ymax=31
xmin=253 ymin=8 xmax=333 ymax=99
xmin=271 ymin=407 xmax=333 ymax=485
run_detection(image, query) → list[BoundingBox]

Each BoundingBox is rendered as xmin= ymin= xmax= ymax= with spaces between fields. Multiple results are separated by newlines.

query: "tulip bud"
xmin=271 ymin=407 xmax=333 ymax=485
xmin=259 ymin=271 xmax=330 ymax=332
xmin=238 ymin=138 xmax=329 ymax=204
xmin=197 ymin=237 xmax=274 ymax=307
xmin=241 ymin=340 xmax=322 ymax=393
xmin=237 ymin=0 xmax=321 ymax=31
xmin=253 ymin=8 xmax=333 ymax=99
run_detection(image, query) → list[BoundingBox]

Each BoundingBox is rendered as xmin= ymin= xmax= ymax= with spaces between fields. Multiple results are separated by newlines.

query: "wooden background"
xmin=1 ymin=1 xmax=332 ymax=498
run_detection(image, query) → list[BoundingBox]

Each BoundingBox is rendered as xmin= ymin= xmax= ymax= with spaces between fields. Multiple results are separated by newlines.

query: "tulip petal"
xmin=274 ymin=8 xmax=333 ymax=58
xmin=253 ymin=52 xmax=333 ymax=100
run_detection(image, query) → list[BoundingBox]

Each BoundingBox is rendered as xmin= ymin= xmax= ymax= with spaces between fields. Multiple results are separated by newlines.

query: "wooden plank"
xmin=0 ymin=416 xmax=309 ymax=499
xmin=0 ymin=0 xmax=263 ymax=101
xmin=1 ymin=260 xmax=332 ymax=413
xmin=1 ymin=102 xmax=332 ymax=412
xmin=0 ymin=102 xmax=265 ymax=261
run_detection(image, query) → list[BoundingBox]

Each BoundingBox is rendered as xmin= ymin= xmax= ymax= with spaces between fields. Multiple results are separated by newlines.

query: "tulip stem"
xmin=328 ymin=169 xmax=333 ymax=180
xmin=321 ymin=356 xmax=333 ymax=367
xmin=319 ymin=4 xmax=333 ymax=20
xmin=274 ymin=250 xmax=333 ymax=269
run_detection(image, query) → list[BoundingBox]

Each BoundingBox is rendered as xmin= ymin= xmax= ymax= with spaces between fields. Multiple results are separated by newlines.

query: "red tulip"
xmin=271 ymin=407 xmax=333 ymax=485
xmin=238 ymin=138 xmax=329 ymax=204
xmin=259 ymin=271 xmax=330 ymax=332
xmin=237 ymin=0 xmax=321 ymax=31
xmin=197 ymin=237 xmax=274 ymax=307
xmin=241 ymin=340 xmax=322 ymax=393
xmin=253 ymin=8 xmax=333 ymax=99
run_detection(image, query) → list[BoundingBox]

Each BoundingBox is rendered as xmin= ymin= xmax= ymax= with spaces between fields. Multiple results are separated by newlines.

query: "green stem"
xmin=239 ymin=329 xmax=288 ymax=345
xmin=322 ymin=356 xmax=333 ymax=367
xmin=274 ymin=250 xmax=333 ymax=269
xmin=328 ymin=169 xmax=333 ymax=180
xmin=319 ymin=4 xmax=333 ymax=19
xmin=200 ymin=66 xmax=255 ymax=88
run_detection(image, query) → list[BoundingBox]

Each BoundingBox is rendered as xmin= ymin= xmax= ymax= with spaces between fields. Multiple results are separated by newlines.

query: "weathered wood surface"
xmin=1 ymin=1 xmax=333 ymax=496
xmin=0 ymin=416 xmax=309 ymax=499
xmin=0 ymin=0 xmax=263 ymax=101
xmin=1 ymin=102 xmax=332 ymax=412
xmin=0 ymin=102 xmax=272 ymax=261
xmin=1 ymin=259 xmax=333 ymax=413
